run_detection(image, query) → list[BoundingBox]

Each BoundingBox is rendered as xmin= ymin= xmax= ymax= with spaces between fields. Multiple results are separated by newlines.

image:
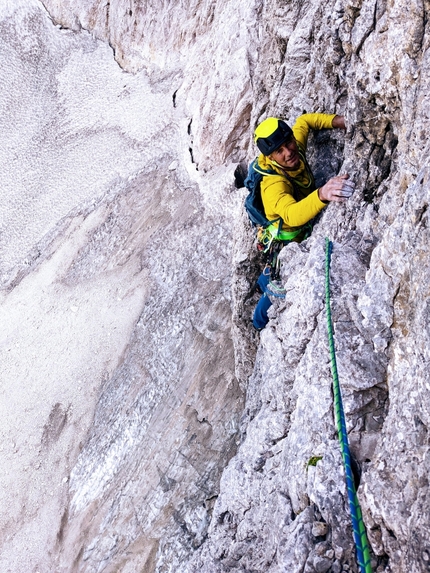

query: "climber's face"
xmin=269 ymin=137 xmax=300 ymax=170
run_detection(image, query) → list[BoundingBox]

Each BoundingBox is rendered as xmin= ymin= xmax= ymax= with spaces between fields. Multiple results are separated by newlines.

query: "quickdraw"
xmin=260 ymin=241 xmax=287 ymax=299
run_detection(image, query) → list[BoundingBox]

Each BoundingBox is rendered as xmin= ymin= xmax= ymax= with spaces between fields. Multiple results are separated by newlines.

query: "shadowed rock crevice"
xmin=41 ymin=403 xmax=70 ymax=448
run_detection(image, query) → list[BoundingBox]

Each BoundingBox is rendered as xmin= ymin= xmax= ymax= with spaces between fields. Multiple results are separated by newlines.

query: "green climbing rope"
xmin=324 ymin=237 xmax=373 ymax=573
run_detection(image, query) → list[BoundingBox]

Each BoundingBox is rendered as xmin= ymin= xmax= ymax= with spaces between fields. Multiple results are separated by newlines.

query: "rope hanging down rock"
xmin=324 ymin=238 xmax=373 ymax=573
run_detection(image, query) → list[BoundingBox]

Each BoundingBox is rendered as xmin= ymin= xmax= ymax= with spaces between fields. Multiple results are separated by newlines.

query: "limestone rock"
xmin=2 ymin=0 xmax=430 ymax=572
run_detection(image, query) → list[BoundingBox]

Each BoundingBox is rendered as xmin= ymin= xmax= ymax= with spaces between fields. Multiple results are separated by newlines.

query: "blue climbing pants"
xmin=253 ymin=268 xmax=272 ymax=330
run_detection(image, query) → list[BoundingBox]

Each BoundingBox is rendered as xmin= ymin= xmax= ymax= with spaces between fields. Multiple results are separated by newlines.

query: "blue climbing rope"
xmin=324 ymin=238 xmax=373 ymax=573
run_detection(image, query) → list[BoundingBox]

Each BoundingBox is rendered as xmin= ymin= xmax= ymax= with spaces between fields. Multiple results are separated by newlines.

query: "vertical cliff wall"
xmin=2 ymin=0 xmax=430 ymax=572
xmin=1 ymin=3 xmax=243 ymax=572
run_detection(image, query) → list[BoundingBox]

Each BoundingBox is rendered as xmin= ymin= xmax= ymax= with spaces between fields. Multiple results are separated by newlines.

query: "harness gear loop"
xmin=325 ymin=238 xmax=373 ymax=573
xmin=257 ymin=222 xmax=303 ymax=253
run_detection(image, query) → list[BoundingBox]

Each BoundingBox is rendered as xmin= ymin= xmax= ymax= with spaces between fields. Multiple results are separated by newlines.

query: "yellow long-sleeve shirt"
xmin=258 ymin=113 xmax=336 ymax=231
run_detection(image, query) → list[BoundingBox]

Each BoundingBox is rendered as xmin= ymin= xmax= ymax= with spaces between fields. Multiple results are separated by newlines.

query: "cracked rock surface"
xmin=2 ymin=0 xmax=430 ymax=572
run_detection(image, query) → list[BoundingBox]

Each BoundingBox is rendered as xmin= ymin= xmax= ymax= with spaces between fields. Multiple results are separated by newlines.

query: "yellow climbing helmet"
xmin=254 ymin=117 xmax=293 ymax=155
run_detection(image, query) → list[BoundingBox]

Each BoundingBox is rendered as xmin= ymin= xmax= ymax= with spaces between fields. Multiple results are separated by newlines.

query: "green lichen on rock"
xmin=307 ymin=456 xmax=323 ymax=468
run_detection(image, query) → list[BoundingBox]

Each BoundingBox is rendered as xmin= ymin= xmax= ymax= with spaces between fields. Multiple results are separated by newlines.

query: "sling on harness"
xmin=325 ymin=238 xmax=372 ymax=573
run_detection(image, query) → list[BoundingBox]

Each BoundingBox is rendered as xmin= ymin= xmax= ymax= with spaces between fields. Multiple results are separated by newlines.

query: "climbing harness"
xmin=256 ymin=222 xmax=304 ymax=253
xmin=324 ymin=238 xmax=373 ymax=573
xmin=255 ymin=218 xmax=312 ymax=304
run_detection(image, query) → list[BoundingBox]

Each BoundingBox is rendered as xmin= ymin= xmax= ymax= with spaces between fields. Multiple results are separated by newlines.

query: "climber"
xmin=252 ymin=112 xmax=354 ymax=330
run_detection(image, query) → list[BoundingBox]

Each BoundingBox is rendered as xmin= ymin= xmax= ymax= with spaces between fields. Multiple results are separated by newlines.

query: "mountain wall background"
xmin=1 ymin=0 xmax=429 ymax=571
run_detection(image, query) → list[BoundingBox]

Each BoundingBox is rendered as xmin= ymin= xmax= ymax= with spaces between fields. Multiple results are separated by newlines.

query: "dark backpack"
xmin=244 ymin=159 xmax=282 ymax=228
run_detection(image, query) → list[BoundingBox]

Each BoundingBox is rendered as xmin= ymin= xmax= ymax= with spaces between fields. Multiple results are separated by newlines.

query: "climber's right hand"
xmin=318 ymin=174 xmax=355 ymax=203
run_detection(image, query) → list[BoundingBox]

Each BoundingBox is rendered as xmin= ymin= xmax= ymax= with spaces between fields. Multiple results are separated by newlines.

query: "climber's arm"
xmin=293 ymin=113 xmax=346 ymax=149
xmin=262 ymin=178 xmax=327 ymax=228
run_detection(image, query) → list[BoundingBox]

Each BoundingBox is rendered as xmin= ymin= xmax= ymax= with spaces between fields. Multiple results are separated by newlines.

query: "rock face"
xmin=2 ymin=0 xmax=430 ymax=572
xmin=1 ymin=3 xmax=243 ymax=572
